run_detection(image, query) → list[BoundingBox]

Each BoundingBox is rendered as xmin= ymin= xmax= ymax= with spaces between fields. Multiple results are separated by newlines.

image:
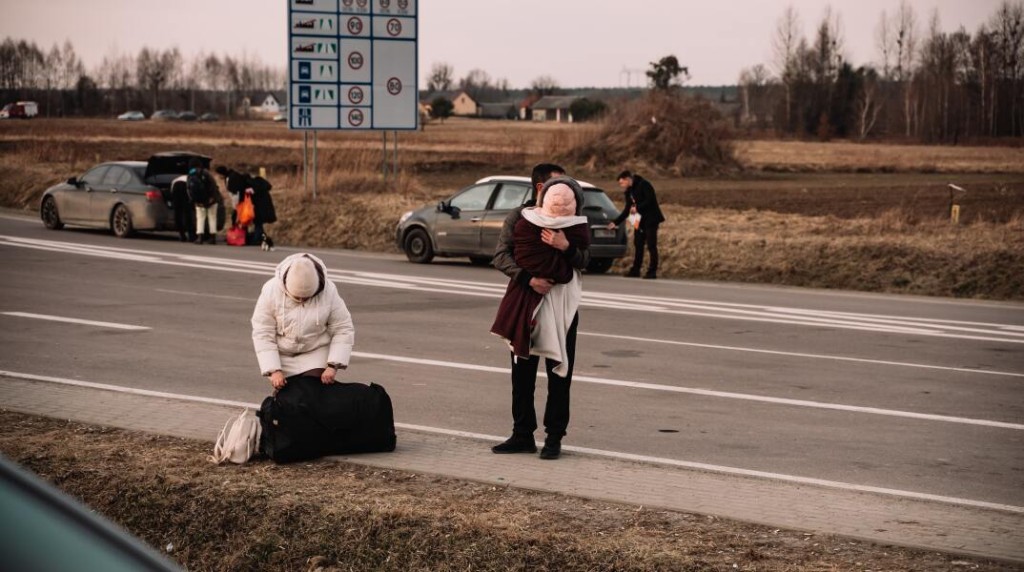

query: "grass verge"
xmin=1 ymin=410 xmax=1014 ymax=572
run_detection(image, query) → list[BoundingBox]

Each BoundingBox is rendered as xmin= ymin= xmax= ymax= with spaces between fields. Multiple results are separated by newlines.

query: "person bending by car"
xmin=491 ymin=167 xmax=591 ymax=460
xmin=251 ymin=253 xmax=355 ymax=391
xmin=608 ymin=170 xmax=666 ymax=279
xmin=186 ymin=158 xmax=220 ymax=244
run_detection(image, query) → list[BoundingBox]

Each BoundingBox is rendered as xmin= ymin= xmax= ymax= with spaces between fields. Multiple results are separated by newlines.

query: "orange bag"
xmin=236 ymin=196 xmax=255 ymax=227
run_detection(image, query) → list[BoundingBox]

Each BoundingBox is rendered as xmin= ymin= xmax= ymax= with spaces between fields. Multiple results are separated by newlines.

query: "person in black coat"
xmin=608 ymin=170 xmax=666 ymax=279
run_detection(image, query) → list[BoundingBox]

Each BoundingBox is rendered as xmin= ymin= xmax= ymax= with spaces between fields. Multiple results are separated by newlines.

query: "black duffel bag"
xmin=258 ymin=376 xmax=397 ymax=464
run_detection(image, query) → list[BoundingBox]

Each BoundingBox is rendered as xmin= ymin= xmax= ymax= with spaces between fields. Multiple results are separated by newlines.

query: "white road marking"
xmin=580 ymin=332 xmax=1024 ymax=379
xmin=351 ymin=351 xmax=1024 ymax=431
xmin=3 ymin=234 xmax=1022 ymax=344
xmin=1 ymin=312 xmax=150 ymax=331
xmin=2 ymin=370 xmax=1021 ymax=515
xmin=155 ymin=288 xmax=254 ymax=302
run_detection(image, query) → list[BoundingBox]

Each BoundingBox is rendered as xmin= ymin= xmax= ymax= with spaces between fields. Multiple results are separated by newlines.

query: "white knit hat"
xmin=285 ymin=257 xmax=319 ymax=299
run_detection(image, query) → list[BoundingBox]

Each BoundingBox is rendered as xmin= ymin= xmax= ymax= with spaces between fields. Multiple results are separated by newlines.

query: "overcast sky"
xmin=2 ymin=0 xmax=1005 ymax=88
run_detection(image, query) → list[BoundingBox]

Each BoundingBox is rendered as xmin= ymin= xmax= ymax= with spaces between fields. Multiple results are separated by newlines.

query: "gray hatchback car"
xmin=396 ymin=175 xmax=627 ymax=273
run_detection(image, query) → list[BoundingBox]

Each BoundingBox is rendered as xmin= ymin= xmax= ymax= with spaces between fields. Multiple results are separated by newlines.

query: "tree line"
xmin=0 ymin=38 xmax=284 ymax=117
xmin=738 ymin=1 xmax=1024 ymax=142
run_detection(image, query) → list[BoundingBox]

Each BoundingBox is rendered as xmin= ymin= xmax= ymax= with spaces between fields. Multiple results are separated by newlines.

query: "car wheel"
xmin=40 ymin=196 xmax=64 ymax=230
xmin=111 ymin=204 xmax=134 ymax=238
xmin=586 ymin=258 xmax=614 ymax=274
xmin=403 ymin=228 xmax=434 ymax=263
xmin=469 ymin=256 xmax=492 ymax=266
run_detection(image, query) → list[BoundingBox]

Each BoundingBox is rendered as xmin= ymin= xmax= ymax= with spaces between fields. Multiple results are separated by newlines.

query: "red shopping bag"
xmin=226 ymin=225 xmax=246 ymax=246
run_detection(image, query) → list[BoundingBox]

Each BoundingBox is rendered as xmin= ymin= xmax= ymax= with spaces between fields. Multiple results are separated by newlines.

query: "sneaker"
xmin=539 ymin=438 xmax=561 ymax=460
xmin=491 ymin=435 xmax=537 ymax=454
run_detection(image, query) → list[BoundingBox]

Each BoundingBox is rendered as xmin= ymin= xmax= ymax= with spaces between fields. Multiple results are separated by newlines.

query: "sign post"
xmin=288 ymin=0 xmax=418 ymax=194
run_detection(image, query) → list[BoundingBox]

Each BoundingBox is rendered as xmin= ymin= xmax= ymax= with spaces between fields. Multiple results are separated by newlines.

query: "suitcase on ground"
xmin=258 ymin=376 xmax=397 ymax=464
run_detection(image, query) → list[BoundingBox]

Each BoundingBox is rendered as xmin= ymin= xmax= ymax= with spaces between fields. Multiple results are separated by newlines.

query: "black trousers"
xmin=173 ymin=199 xmax=196 ymax=241
xmin=630 ymin=223 xmax=660 ymax=276
xmin=510 ymin=313 xmax=578 ymax=440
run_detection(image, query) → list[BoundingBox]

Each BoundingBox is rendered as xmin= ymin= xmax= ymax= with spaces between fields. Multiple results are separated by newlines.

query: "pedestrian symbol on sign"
xmin=298 ymin=108 xmax=312 ymax=127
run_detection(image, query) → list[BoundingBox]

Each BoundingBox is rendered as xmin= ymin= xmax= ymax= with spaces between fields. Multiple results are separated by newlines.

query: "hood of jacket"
xmin=539 ymin=176 xmax=585 ymax=216
xmin=275 ymin=253 xmax=328 ymax=300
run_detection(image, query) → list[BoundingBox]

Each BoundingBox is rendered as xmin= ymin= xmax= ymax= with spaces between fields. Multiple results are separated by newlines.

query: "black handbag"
xmin=258 ymin=376 xmax=397 ymax=464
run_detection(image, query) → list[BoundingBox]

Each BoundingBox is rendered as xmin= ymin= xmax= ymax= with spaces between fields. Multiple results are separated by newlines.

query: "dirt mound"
xmin=561 ymin=92 xmax=738 ymax=176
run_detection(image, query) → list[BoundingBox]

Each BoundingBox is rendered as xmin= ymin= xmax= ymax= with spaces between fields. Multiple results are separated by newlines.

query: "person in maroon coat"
xmin=489 ymin=176 xmax=589 ymax=460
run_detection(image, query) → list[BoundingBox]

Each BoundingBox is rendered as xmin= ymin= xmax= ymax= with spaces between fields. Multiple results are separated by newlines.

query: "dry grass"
xmin=737 ymin=140 xmax=1024 ymax=173
xmin=2 ymin=118 xmax=1023 ymax=300
xmin=2 ymin=410 xmax=1012 ymax=572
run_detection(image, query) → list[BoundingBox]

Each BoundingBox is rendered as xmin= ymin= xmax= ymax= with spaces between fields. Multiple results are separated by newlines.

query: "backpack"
xmin=187 ymin=171 xmax=211 ymax=205
xmin=210 ymin=408 xmax=262 ymax=464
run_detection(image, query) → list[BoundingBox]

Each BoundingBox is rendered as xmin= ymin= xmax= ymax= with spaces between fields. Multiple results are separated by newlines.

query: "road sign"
xmin=288 ymin=0 xmax=418 ymax=130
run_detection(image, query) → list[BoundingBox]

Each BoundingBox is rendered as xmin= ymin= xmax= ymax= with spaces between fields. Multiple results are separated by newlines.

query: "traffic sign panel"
xmin=288 ymin=0 xmax=417 ymax=130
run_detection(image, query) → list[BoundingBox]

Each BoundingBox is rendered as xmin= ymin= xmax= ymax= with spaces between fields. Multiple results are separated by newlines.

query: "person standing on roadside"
xmin=170 ymin=174 xmax=195 ymax=242
xmin=608 ymin=170 xmax=665 ymax=279
xmin=187 ymin=157 xmax=219 ymax=244
xmin=491 ymin=164 xmax=590 ymax=460
xmin=251 ymin=253 xmax=355 ymax=392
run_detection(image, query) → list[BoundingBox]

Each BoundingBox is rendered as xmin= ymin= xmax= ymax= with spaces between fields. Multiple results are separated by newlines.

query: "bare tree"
xmin=893 ymin=0 xmax=918 ymax=136
xmin=530 ymin=75 xmax=560 ymax=96
xmin=772 ymin=5 xmax=802 ymax=129
xmin=875 ymin=10 xmax=893 ymax=79
xmin=427 ymin=62 xmax=453 ymax=92
xmin=855 ymin=67 xmax=882 ymax=139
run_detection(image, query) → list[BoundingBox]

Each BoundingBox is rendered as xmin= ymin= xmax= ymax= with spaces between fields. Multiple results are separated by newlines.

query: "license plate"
xmin=593 ymin=228 xmax=616 ymax=238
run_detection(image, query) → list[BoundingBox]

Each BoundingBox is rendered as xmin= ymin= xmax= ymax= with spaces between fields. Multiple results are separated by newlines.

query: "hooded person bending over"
xmin=491 ymin=178 xmax=590 ymax=380
xmin=252 ymin=253 xmax=354 ymax=391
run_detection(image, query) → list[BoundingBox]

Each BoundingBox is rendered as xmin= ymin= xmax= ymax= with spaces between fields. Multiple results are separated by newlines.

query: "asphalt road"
xmin=2 ymin=212 xmax=1022 ymax=511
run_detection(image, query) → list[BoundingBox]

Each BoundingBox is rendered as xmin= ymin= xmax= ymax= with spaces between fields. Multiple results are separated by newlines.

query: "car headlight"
xmin=398 ymin=210 xmax=413 ymax=225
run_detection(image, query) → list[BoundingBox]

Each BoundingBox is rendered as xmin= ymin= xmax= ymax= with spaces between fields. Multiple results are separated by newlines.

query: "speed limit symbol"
xmin=348 ymin=108 xmax=365 ymax=127
xmin=386 ymin=18 xmax=402 ymax=36
xmin=348 ymin=86 xmax=365 ymax=105
xmin=386 ymin=77 xmax=402 ymax=96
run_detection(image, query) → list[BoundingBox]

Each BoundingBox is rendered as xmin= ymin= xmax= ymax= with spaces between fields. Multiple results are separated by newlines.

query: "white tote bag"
xmin=210 ymin=408 xmax=262 ymax=464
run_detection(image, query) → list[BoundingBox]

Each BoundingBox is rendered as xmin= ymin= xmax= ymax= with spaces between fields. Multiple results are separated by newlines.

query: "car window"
xmin=80 ymin=166 xmax=109 ymax=187
xmin=102 ymin=166 xmax=132 ymax=187
xmin=583 ymin=189 xmax=618 ymax=211
xmin=492 ymin=183 xmax=530 ymax=210
xmin=449 ymin=183 xmax=495 ymax=211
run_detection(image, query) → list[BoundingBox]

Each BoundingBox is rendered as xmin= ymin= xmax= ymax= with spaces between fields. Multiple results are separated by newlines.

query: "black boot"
xmin=539 ymin=436 xmax=562 ymax=460
xmin=491 ymin=434 xmax=537 ymax=454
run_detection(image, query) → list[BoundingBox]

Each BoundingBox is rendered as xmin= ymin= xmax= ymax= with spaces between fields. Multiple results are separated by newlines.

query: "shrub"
xmin=560 ymin=91 xmax=738 ymax=175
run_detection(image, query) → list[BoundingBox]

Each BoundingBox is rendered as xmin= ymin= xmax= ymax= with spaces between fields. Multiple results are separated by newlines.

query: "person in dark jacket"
xmin=491 ymin=166 xmax=590 ymax=460
xmin=608 ymin=170 xmax=666 ymax=279
xmin=215 ymin=165 xmax=251 ymax=226
xmin=170 ymin=176 xmax=196 ymax=242
xmin=187 ymin=158 xmax=219 ymax=244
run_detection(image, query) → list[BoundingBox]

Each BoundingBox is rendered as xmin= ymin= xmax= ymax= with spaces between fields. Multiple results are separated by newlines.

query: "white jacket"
xmin=251 ymin=253 xmax=354 ymax=377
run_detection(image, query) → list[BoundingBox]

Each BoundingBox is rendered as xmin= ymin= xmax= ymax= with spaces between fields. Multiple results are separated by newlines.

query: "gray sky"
xmin=3 ymin=0 xmax=1005 ymax=88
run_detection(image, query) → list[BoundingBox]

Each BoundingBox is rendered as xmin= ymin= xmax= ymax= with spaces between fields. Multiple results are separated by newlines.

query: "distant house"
xmin=477 ymin=102 xmax=517 ymax=120
xmin=420 ymin=90 xmax=478 ymax=116
xmin=530 ymin=95 xmax=582 ymax=123
xmin=241 ymin=92 xmax=286 ymax=118
xmin=518 ymin=94 xmax=541 ymax=120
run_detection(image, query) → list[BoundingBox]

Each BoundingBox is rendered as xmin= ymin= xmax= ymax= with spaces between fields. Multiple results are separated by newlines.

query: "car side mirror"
xmin=66 ymin=177 xmax=78 ymax=186
xmin=436 ymin=200 xmax=447 ymax=213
